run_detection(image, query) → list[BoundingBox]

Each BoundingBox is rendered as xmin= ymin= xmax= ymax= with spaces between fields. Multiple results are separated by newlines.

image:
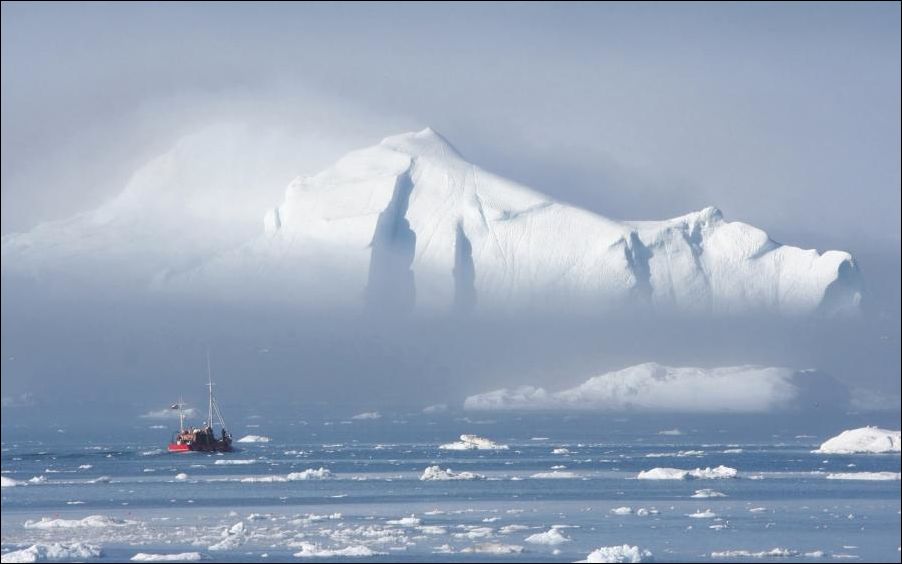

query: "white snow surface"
xmin=5 ymin=128 xmax=859 ymax=316
xmin=465 ymin=363 xmax=847 ymax=413
xmin=816 ymin=427 xmax=901 ymax=454
xmin=0 ymin=543 xmax=102 ymax=563
xmin=581 ymin=545 xmax=654 ymax=563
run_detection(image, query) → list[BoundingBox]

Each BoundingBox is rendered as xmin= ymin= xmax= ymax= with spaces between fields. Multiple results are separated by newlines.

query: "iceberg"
xmin=524 ymin=526 xmax=571 ymax=545
xmin=4 ymin=128 xmax=861 ymax=317
xmin=236 ymin=435 xmax=271 ymax=443
xmin=0 ymin=543 xmax=102 ymax=563
xmin=580 ymin=545 xmax=654 ymax=563
xmin=22 ymin=515 xmax=134 ymax=529
xmin=439 ymin=434 xmax=508 ymax=450
xmin=420 ymin=465 xmax=484 ymax=481
xmin=464 ymin=363 xmax=848 ymax=413
xmin=130 ymin=553 xmax=203 ymax=562
xmin=816 ymin=426 xmax=901 ymax=454
xmin=825 ymin=472 xmax=900 ymax=481
xmin=637 ymin=465 xmax=737 ymax=480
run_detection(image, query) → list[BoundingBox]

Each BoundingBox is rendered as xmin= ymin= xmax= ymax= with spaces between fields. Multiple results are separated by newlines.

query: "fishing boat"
xmin=167 ymin=355 xmax=233 ymax=453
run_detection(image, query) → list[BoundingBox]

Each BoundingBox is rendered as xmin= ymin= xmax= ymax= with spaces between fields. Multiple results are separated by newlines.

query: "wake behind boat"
xmin=167 ymin=355 xmax=233 ymax=453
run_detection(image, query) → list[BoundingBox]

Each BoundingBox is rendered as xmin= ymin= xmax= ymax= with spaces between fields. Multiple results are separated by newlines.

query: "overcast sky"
xmin=2 ymin=2 xmax=899 ymax=251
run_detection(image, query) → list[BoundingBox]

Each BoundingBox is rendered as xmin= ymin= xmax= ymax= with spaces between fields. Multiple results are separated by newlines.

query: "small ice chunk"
xmin=525 ymin=526 xmax=571 ymax=545
xmin=420 ymin=465 xmax=484 ymax=481
xmin=581 ymin=545 xmax=653 ymax=563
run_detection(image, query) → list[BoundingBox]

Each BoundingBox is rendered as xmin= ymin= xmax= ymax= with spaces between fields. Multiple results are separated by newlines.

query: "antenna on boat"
xmin=206 ymin=349 xmax=214 ymax=431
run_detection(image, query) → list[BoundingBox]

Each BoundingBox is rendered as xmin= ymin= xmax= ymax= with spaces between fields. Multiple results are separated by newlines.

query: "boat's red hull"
xmin=167 ymin=442 xmax=232 ymax=453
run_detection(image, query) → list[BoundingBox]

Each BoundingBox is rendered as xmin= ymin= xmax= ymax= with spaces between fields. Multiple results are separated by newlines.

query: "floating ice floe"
xmin=552 ymin=448 xmax=570 ymax=455
xmin=645 ymin=450 xmax=704 ymax=458
xmin=610 ymin=507 xmax=633 ymax=515
xmin=525 ymin=526 xmax=571 ymax=545
xmin=289 ymin=468 xmax=332 ymax=480
xmin=420 ymin=465 xmax=484 ymax=481
xmin=417 ymin=526 xmax=448 ymax=535
xmin=23 ymin=515 xmax=134 ymax=529
xmin=579 ymin=545 xmax=654 ymax=563
xmin=214 ymin=459 xmax=256 ymax=465
xmin=710 ymin=548 xmax=799 ymax=558
xmin=238 ymin=468 xmax=332 ymax=482
xmin=459 ymin=543 xmax=524 ymax=554
xmin=174 ymin=473 xmax=189 ymax=481
xmin=825 ymin=472 xmax=900 ymax=481
xmin=530 ymin=471 xmax=578 ymax=479
xmin=386 ymin=515 xmax=421 ymax=526
xmin=816 ymin=427 xmax=901 ymax=454
xmin=637 ymin=465 xmax=737 ymax=480
xmin=130 ymin=552 xmax=203 ymax=562
xmin=236 ymin=434 xmax=271 ymax=443
xmin=439 ymin=434 xmax=508 ymax=450
xmin=687 ymin=509 xmax=717 ymax=518
xmin=0 ymin=543 xmax=102 ymax=563
xmin=692 ymin=489 xmax=727 ymax=498
xmin=208 ymin=521 xmax=245 ymax=551
xmin=1 ymin=476 xmax=23 ymax=488
xmin=350 ymin=411 xmax=382 ymax=420
xmin=292 ymin=543 xmax=382 ymax=558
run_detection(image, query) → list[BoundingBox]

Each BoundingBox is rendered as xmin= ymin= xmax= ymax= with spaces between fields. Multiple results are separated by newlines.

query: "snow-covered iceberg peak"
xmin=379 ymin=127 xmax=463 ymax=160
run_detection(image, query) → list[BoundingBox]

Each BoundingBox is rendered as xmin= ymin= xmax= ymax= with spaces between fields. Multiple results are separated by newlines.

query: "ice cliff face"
xmin=2 ymin=128 xmax=862 ymax=315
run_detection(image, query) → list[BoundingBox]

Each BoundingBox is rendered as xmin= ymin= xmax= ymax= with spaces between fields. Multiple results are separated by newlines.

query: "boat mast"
xmin=178 ymin=396 xmax=185 ymax=432
xmin=206 ymin=351 xmax=214 ymax=430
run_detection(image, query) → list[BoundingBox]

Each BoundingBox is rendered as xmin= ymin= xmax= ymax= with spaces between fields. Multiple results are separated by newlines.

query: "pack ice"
xmin=2 ymin=128 xmax=862 ymax=315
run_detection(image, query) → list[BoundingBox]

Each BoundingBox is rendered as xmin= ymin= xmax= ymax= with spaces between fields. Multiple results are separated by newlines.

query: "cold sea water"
xmin=2 ymin=407 xmax=900 ymax=563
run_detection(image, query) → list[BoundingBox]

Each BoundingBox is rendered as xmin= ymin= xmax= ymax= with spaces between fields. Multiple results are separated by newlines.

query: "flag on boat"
xmin=170 ymin=403 xmax=180 ymax=409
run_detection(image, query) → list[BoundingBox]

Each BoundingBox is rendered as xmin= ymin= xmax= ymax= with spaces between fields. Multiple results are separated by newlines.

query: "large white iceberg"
xmin=2 ymin=128 xmax=861 ymax=316
xmin=816 ymin=426 xmax=901 ymax=454
xmin=464 ymin=363 xmax=848 ymax=413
